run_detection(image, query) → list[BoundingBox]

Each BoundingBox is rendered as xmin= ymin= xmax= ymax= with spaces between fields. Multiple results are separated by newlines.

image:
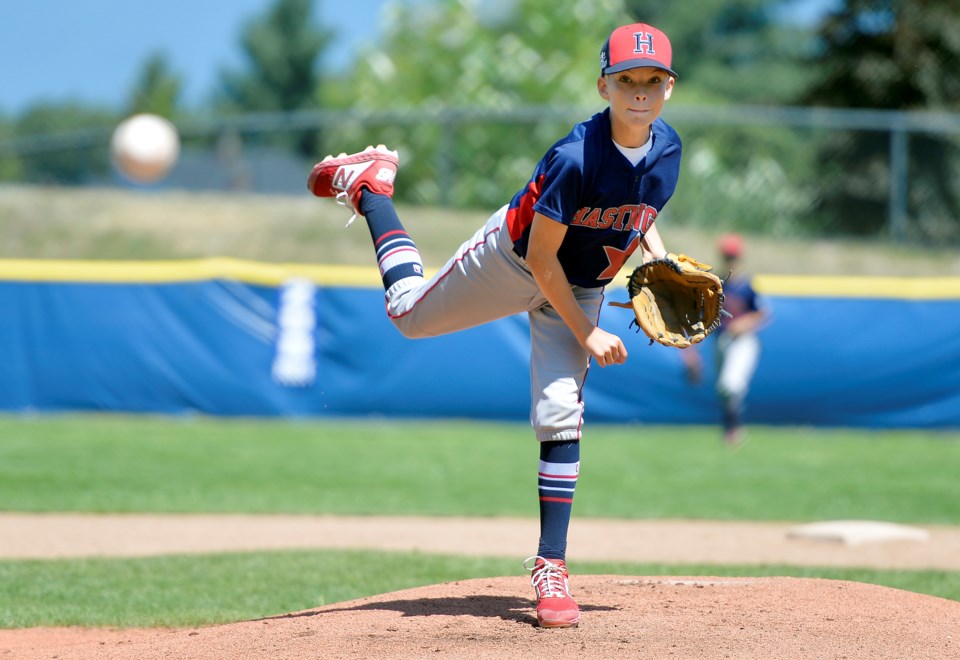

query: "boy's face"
xmin=598 ymin=67 xmax=674 ymax=138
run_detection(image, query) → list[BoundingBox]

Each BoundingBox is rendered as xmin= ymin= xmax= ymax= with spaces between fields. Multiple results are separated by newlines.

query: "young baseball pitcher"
xmin=308 ymin=22 xmax=682 ymax=628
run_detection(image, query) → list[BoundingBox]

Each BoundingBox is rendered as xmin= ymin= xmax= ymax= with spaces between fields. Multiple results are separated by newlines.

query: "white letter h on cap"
xmin=633 ymin=31 xmax=655 ymax=55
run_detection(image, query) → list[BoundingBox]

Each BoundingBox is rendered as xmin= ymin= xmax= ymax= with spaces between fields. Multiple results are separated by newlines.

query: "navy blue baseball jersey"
xmin=505 ymin=108 xmax=682 ymax=288
xmin=718 ymin=274 xmax=763 ymax=334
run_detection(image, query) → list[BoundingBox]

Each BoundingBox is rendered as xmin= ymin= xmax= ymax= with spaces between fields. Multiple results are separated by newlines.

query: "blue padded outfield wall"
xmin=0 ymin=258 xmax=958 ymax=429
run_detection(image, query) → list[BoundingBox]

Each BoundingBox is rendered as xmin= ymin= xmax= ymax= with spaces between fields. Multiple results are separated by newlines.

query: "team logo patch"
xmin=633 ymin=31 xmax=655 ymax=55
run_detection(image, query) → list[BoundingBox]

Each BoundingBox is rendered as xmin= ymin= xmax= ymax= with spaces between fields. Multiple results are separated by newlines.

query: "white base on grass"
xmin=787 ymin=520 xmax=930 ymax=546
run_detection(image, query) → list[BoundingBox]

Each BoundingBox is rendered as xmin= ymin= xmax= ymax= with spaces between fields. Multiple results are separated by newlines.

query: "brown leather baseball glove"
xmin=609 ymin=253 xmax=725 ymax=349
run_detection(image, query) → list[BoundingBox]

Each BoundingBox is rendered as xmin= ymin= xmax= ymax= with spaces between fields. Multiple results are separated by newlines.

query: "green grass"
xmin=0 ymin=550 xmax=514 ymax=628
xmin=1 ymin=415 xmax=958 ymax=523
xmin=1 ymin=549 xmax=958 ymax=628
xmin=2 ymin=414 xmax=959 ymax=627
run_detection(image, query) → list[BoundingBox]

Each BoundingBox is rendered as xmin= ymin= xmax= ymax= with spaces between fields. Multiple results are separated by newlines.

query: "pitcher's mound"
xmin=3 ymin=576 xmax=959 ymax=659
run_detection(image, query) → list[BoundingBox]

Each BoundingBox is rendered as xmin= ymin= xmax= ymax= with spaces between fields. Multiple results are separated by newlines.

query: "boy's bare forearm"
xmin=525 ymin=215 xmax=595 ymax=343
xmin=639 ymin=224 xmax=667 ymax=262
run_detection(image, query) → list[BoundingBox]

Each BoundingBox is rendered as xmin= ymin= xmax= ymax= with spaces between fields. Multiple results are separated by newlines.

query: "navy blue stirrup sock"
xmin=536 ymin=440 xmax=580 ymax=561
xmin=358 ymin=192 xmax=424 ymax=292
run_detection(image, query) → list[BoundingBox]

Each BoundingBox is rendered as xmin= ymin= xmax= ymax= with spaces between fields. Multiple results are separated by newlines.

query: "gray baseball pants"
xmin=384 ymin=206 xmax=603 ymax=442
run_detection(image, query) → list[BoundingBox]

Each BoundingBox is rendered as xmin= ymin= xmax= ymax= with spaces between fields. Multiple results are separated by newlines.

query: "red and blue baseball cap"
xmin=600 ymin=23 xmax=677 ymax=78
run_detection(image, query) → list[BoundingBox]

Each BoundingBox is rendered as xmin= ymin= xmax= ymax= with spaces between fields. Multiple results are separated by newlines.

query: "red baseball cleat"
xmin=307 ymin=145 xmax=399 ymax=225
xmin=524 ymin=556 xmax=581 ymax=628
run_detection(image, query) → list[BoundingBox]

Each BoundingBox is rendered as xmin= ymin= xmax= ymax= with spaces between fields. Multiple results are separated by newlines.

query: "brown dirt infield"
xmin=2 ymin=515 xmax=959 ymax=659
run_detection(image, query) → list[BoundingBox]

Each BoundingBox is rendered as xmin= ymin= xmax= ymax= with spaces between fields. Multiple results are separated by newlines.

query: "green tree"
xmin=351 ymin=0 xmax=631 ymax=110
xmin=803 ymin=0 xmax=960 ymax=242
xmin=624 ymin=0 xmax=815 ymax=104
xmin=0 ymin=115 xmax=23 ymax=181
xmin=127 ymin=53 xmax=182 ymax=119
xmin=219 ymin=0 xmax=330 ymax=155
xmin=15 ymin=103 xmax=116 ymax=184
xmin=343 ymin=0 xmax=633 ymax=207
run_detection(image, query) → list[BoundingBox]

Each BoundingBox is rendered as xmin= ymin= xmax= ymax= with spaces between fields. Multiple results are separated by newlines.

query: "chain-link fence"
xmin=2 ymin=105 xmax=958 ymax=244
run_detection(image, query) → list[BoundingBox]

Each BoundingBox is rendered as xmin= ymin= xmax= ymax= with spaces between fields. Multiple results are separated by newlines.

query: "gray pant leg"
xmin=528 ymin=288 xmax=603 ymax=442
xmin=386 ymin=208 xmax=537 ymax=338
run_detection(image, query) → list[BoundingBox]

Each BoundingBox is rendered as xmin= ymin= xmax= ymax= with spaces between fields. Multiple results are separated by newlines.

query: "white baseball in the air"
xmin=110 ymin=113 xmax=180 ymax=183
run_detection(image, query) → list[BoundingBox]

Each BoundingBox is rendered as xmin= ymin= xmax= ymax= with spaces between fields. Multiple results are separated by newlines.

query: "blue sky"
xmin=0 ymin=0 xmax=836 ymax=116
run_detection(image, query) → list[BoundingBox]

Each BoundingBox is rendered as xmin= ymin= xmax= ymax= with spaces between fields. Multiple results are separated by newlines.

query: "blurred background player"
xmin=309 ymin=22 xmax=683 ymax=628
xmin=682 ymin=233 xmax=770 ymax=446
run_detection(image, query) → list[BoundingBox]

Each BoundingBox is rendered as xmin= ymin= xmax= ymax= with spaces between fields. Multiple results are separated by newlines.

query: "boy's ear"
xmin=664 ymin=76 xmax=675 ymax=100
xmin=597 ymin=76 xmax=609 ymax=101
